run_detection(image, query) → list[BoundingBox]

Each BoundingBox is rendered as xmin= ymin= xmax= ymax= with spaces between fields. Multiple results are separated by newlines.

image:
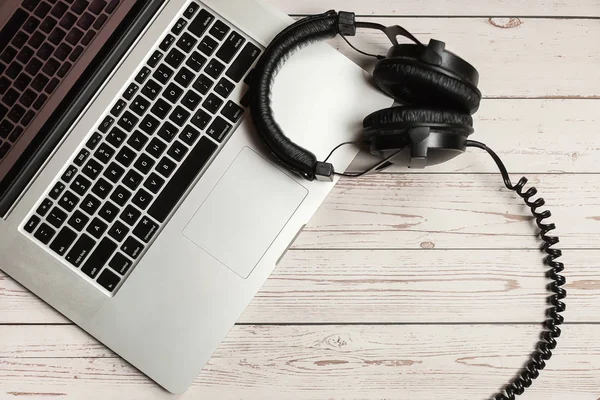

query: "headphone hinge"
xmin=338 ymin=11 xmax=357 ymax=36
xmin=420 ymin=39 xmax=445 ymax=66
xmin=408 ymin=126 xmax=431 ymax=168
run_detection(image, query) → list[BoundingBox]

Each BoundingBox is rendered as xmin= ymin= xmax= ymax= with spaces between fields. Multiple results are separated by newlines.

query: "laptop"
xmin=0 ymin=0 xmax=391 ymax=393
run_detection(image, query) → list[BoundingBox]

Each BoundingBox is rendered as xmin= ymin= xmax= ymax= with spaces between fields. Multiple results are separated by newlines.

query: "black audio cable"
xmin=324 ymin=139 xmax=567 ymax=399
xmin=466 ymin=140 xmax=566 ymax=400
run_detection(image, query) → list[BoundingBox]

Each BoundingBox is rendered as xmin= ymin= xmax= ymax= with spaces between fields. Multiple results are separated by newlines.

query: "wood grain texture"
xmin=348 ymin=99 xmax=600 ymax=173
xmin=294 ymin=174 xmax=600 ymax=249
xmin=0 ymin=325 xmax=597 ymax=400
xmin=273 ymin=0 xmax=600 ymax=17
xmin=1 ymin=249 xmax=596 ymax=325
xmin=321 ymin=18 xmax=600 ymax=98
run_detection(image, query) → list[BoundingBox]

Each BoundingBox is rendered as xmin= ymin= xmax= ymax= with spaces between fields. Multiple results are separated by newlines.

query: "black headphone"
xmin=248 ymin=11 xmax=567 ymax=400
xmin=248 ymin=10 xmax=481 ymax=180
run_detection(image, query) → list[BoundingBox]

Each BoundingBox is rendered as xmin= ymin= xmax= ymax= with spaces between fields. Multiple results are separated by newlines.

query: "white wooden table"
xmin=1 ymin=1 xmax=600 ymax=399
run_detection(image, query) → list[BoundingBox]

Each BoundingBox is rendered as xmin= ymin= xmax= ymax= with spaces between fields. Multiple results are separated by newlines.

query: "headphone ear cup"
xmin=373 ymin=60 xmax=482 ymax=114
xmin=363 ymin=106 xmax=473 ymax=133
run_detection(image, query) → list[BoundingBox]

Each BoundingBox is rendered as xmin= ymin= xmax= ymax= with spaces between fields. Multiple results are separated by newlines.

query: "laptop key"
xmin=140 ymin=115 xmax=160 ymax=135
xmin=47 ymin=206 xmax=68 ymax=229
xmin=176 ymin=32 xmax=197 ymax=53
xmin=98 ymin=115 xmax=115 ymax=133
xmin=37 ymin=198 xmax=54 ymax=216
xmin=141 ymin=79 xmax=161 ymax=100
xmin=174 ymin=66 xmax=194 ymax=88
xmin=86 ymin=217 xmax=108 ymax=239
xmin=121 ymin=236 xmax=144 ymax=259
xmin=129 ymin=95 xmax=150 ymax=116
xmin=74 ymin=148 xmax=90 ymax=166
xmin=226 ymin=42 xmax=261 ymax=83
xmin=69 ymin=45 xmax=84 ymax=61
xmin=65 ymin=233 xmax=95 ymax=267
xmin=202 ymin=93 xmax=223 ymax=114
xmin=168 ymin=140 xmax=188 ymax=162
xmin=97 ymin=268 xmax=120 ymax=292
xmin=214 ymin=78 xmax=235 ymax=99
xmin=148 ymin=136 xmax=217 ymax=223
xmin=61 ymin=165 xmax=78 ymax=183
xmin=209 ymin=20 xmax=230 ymax=41
xmin=123 ymin=169 xmax=143 ymax=190
xmin=157 ymin=121 xmax=178 ymax=142
xmin=70 ymin=174 xmax=91 ymax=196
xmin=115 ymin=146 xmax=136 ymax=167
xmin=0 ymin=120 xmax=14 ymax=138
xmin=143 ymin=172 xmax=165 ymax=194
xmin=191 ymin=109 xmax=211 ymax=130
xmin=162 ymin=83 xmax=183 ymax=103
xmin=165 ymin=48 xmax=185 ymax=69
xmin=12 ymin=32 xmax=29 ymax=49
xmin=179 ymin=125 xmax=200 ymax=146
xmin=8 ymin=126 xmax=23 ymax=142
xmin=34 ymin=223 xmax=56 ymax=245
xmin=82 ymin=158 xmax=104 ymax=181
xmin=21 ymin=110 xmax=35 ymax=127
xmin=110 ymin=185 xmax=131 ymax=207
xmin=0 ymin=77 xmax=10 ymax=95
xmin=183 ymin=2 xmax=200 ymax=19
xmin=94 ymin=142 xmax=114 ymax=164
xmin=221 ymin=101 xmax=244 ymax=123
xmin=17 ymin=47 xmax=35 ymax=65
xmin=135 ymin=66 xmax=151 ymax=84
xmin=150 ymin=98 xmax=172 ymax=119
xmin=34 ymin=3 xmax=52 ymax=19
xmin=186 ymin=51 xmax=206 ymax=72
xmin=109 ymin=252 xmax=132 ymax=275
xmin=6 ymin=62 xmax=22 ymax=80
xmin=77 ymin=12 xmax=95 ymax=30
xmin=117 ymin=111 xmax=138 ymax=132
xmin=51 ymin=2 xmax=69 ymax=18
xmin=123 ymin=83 xmax=139 ymax=100
xmin=108 ymin=221 xmax=129 ymax=242
xmin=171 ymin=18 xmax=188 ymax=36
xmin=206 ymin=116 xmax=232 ymax=143
xmin=80 ymin=194 xmax=101 ymax=215
xmin=8 ymin=104 xmax=26 ymax=123
xmin=71 ymin=0 xmax=90 ymax=15
xmin=131 ymin=189 xmax=153 ymax=210
xmin=198 ymin=36 xmax=217 ymax=56
xmin=40 ymin=16 xmax=58 ymax=34
xmin=68 ymin=210 xmax=90 ymax=231
xmin=0 ymin=10 xmax=28 ymax=55
xmin=216 ymin=31 xmax=245 ymax=63
xmin=189 ymin=9 xmax=214 ymax=38
xmin=24 ymin=215 xmax=41 ymax=234
xmin=24 ymin=16 xmax=41 ymax=34
xmin=133 ymin=153 xmax=155 ymax=174
xmin=33 ymin=93 xmax=48 ymax=110
xmin=57 ymin=61 xmax=72 ymax=77
xmin=49 ymin=182 xmax=66 ymax=199
xmin=133 ymin=216 xmax=158 ymax=243
xmin=93 ymin=14 xmax=108 ymax=29
xmin=15 ymin=73 xmax=33 ymax=94
xmin=66 ymin=27 xmax=84 ymax=46
xmin=98 ymin=201 xmax=119 ymax=223
xmin=110 ymin=99 xmax=126 ymax=117
xmin=156 ymin=156 xmax=176 ymax=178
xmin=0 ymin=142 xmax=9 ymax=159
xmin=50 ymin=227 xmax=77 ymax=256
xmin=159 ymin=34 xmax=175 ymax=52
xmin=147 ymin=50 xmax=163 ymax=68
xmin=120 ymin=205 xmax=141 ymax=226
xmin=192 ymin=74 xmax=213 ymax=95
xmin=86 ymin=132 xmax=102 ymax=150
xmin=58 ymin=190 xmax=80 ymax=212
xmin=105 ymin=0 xmax=119 ymax=14
xmin=91 ymin=177 xmax=113 ymax=199
xmin=0 ymin=47 xmax=17 ymax=64
xmin=103 ymin=162 xmax=125 ymax=183
xmin=82 ymin=238 xmax=118 ymax=280
xmin=127 ymin=130 xmax=148 ymax=151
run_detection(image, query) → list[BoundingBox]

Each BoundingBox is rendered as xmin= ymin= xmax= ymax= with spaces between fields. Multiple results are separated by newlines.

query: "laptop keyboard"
xmin=21 ymin=2 xmax=261 ymax=294
xmin=0 ymin=0 xmax=121 ymax=160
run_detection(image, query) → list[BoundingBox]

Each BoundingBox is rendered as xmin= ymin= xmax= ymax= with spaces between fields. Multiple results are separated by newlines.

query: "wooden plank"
xmin=1 ymin=249 xmax=591 ymax=325
xmin=312 ymin=18 xmax=600 ymax=98
xmin=273 ymin=0 xmax=600 ymax=17
xmin=347 ymin=99 xmax=600 ymax=174
xmin=294 ymin=173 xmax=600 ymax=249
xmin=0 ymin=324 xmax=597 ymax=399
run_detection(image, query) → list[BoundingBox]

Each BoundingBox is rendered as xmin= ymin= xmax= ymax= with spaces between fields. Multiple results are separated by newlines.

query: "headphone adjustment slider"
xmin=314 ymin=162 xmax=335 ymax=182
xmin=338 ymin=11 xmax=357 ymax=36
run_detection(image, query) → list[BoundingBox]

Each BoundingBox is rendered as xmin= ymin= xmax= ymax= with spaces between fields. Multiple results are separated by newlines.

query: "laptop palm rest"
xmin=182 ymin=147 xmax=308 ymax=279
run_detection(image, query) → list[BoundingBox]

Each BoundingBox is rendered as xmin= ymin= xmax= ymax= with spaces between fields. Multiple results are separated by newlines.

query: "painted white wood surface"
xmin=273 ymin=0 xmax=600 ymax=17
xmin=1 ymin=0 xmax=598 ymax=399
xmin=0 ymin=325 xmax=598 ymax=400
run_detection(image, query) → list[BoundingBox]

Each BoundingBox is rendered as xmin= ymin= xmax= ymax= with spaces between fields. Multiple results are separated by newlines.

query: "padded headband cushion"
xmin=248 ymin=11 xmax=340 ymax=180
xmin=373 ymin=60 xmax=481 ymax=114
xmin=363 ymin=106 xmax=473 ymax=134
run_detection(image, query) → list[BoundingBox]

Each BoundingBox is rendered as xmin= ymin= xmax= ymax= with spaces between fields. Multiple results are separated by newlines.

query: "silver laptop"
xmin=0 ymin=0 xmax=391 ymax=393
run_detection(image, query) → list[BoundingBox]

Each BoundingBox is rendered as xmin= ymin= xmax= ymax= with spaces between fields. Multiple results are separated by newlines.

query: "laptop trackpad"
xmin=182 ymin=147 xmax=308 ymax=279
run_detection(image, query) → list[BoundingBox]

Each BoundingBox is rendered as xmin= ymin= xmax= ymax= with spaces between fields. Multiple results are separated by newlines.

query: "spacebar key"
xmin=148 ymin=136 xmax=217 ymax=223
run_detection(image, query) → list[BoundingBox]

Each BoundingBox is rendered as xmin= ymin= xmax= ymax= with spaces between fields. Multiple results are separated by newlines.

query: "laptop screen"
xmin=0 ymin=0 xmax=163 ymax=217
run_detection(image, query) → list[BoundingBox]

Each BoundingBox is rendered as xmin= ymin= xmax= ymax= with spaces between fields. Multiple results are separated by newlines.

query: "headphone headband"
xmin=248 ymin=10 xmax=340 ymax=181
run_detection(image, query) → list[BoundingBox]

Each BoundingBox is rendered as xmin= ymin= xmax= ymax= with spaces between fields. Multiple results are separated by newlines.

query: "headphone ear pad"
xmin=363 ymin=106 xmax=473 ymax=133
xmin=373 ymin=61 xmax=481 ymax=114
